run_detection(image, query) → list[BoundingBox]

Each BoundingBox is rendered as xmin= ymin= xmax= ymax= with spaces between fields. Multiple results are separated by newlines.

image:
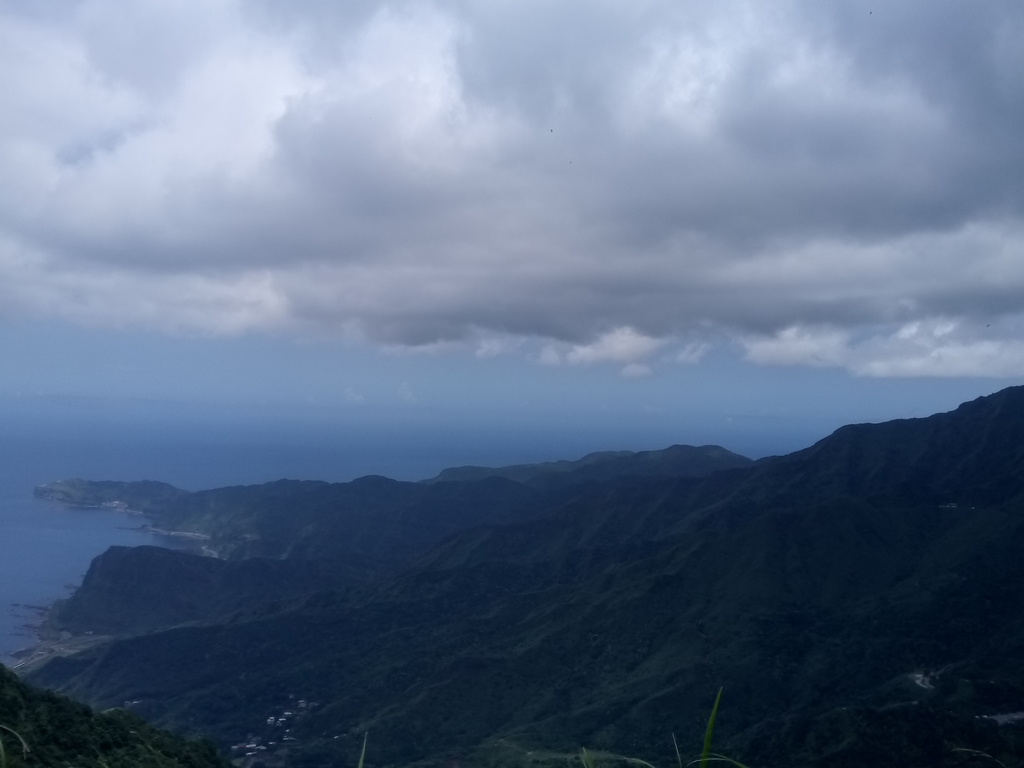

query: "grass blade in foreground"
xmin=0 ymin=725 xmax=30 ymax=768
xmin=701 ymin=688 xmax=722 ymax=768
xmin=685 ymin=689 xmax=748 ymax=768
xmin=357 ymin=732 xmax=368 ymax=768
xmin=950 ymin=747 xmax=1008 ymax=768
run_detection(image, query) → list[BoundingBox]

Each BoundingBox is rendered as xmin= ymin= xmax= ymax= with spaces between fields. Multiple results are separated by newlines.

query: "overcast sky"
xmin=2 ymin=0 xmax=1023 ymax=467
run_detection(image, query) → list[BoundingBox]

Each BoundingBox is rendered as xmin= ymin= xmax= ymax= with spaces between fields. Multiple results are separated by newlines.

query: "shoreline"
xmin=5 ymin=603 xmax=67 ymax=674
xmin=9 ymin=631 xmax=115 ymax=675
xmin=8 ymin=594 xmax=127 ymax=677
xmin=3 ymin=604 xmax=51 ymax=668
xmin=3 ymin=487 xmax=216 ymax=671
xmin=59 ymin=499 xmax=214 ymax=545
xmin=140 ymin=525 xmax=211 ymax=541
xmin=4 ymin=515 xmax=216 ymax=674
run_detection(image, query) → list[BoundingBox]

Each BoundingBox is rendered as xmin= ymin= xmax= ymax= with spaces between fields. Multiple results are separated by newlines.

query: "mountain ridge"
xmin=424 ymin=444 xmax=752 ymax=486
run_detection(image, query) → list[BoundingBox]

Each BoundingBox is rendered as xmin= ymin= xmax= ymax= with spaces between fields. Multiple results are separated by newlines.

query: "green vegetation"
xmin=49 ymin=545 xmax=365 ymax=636
xmin=0 ymin=666 xmax=226 ymax=768
xmin=24 ymin=388 xmax=1024 ymax=767
xmin=0 ymin=724 xmax=30 ymax=768
xmin=580 ymin=690 xmax=744 ymax=768
xmin=358 ymin=732 xmax=368 ymax=768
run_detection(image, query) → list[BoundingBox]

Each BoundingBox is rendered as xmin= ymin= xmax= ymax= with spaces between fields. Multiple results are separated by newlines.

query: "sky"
xmin=1 ymin=0 xmax=1023 ymax=474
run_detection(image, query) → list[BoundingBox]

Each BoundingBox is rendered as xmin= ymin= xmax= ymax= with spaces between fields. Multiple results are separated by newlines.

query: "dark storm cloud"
xmin=1 ymin=0 xmax=1023 ymax=374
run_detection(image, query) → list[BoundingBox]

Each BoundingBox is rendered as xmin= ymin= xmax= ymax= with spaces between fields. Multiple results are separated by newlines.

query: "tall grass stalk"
xmin=684 ymin=689 xmax=747 ymax=768
xmin=951 ymin=747 xmax=1008 ymax=768
xmin=578 ymin=689 xmax=748 ymax=768
xmin=699 ymin=688 xmax=722 ymax=768
xmin=357 ymin=732 xmax=368 ymax=768
xmin=0 ymin=725 xmax=30 ymax=768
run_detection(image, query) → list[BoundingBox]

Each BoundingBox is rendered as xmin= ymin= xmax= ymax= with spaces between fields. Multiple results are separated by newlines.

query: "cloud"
xmin=1 ymin=1 xmax=1024 ymax=376
xmin=537 ymin=345 xmax=562 ymax=367
xmin=535 ymin=329 xmax=664 ymax=374
xmin=744 ymin=326 xmax=851 ymax=369
xmin=744 ymin=319 xmax=1024 ymax=378
xmin=566 ymin=327 xmax=665 ymax=365
xmin=674 ymin=342 xmax=710 ymax=365
xmin=472 ymin=334 xmax=525 ymax=359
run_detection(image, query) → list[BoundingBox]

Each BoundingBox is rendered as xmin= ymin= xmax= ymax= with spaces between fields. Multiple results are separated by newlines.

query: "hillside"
xmin=49 ymin=546 xmax=370 ymax=636
xmin=24 ymin=389 xmax=1024 ymax=768
xmin=0 ymin=665 xmax=227 ymax=768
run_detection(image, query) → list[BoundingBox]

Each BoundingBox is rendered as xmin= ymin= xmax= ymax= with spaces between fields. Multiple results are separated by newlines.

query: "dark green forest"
xmin=0 ymin=666 xmax=226 ymax=768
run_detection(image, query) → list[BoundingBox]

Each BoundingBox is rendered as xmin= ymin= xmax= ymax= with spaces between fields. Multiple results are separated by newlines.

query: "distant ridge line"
xmin=424 ymin=443 xmax=752 ymax=485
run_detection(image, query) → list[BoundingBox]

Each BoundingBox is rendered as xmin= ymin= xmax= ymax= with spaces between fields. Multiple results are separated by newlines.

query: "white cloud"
xmin=566 ymin=328 xmax=666 ymax=365
xmin=538 ymin=345 xmax=562 ymax=366
xmin=743 ymin=319 xmax=1024 ymax=378
xmin=674 ymin=342 xmax=711 ymax=365
xmin=744 ymin=326 xmax=851 ymax=369
xmin=857 ymin=341 xmax=1024 ymax=378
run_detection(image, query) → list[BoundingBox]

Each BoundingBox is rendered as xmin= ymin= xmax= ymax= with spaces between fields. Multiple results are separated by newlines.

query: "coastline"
xmin=59 ymin=497 xmax=214 ymax=546
xmin=5 ymin=602 xmax=71 ymax=675
xmin=139 ymin=524 xmax=211 ymax=541
xmin=59 ymin=495 xmax=219 ymax=555
xmin=3 ymin=603 xmax=51 ymax=671
xmin=9 ymin=630 xmax=115 ymax=676
xmin=135 ymin=524 xmax=219 ymax=557
xmin=4 ymin=505 xmax=216 ymax=675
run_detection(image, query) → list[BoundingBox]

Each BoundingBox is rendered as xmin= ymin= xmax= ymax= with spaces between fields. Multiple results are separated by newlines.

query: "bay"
xmin=0 ymin=491 xmax=179 ymax=665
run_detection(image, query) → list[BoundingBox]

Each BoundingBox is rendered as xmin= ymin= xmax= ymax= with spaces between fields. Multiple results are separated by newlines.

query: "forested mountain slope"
xmin=0 ymin=665 xmax=226 ymax=768
xmin=49 ymin=545 xmax=370 ymax=636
